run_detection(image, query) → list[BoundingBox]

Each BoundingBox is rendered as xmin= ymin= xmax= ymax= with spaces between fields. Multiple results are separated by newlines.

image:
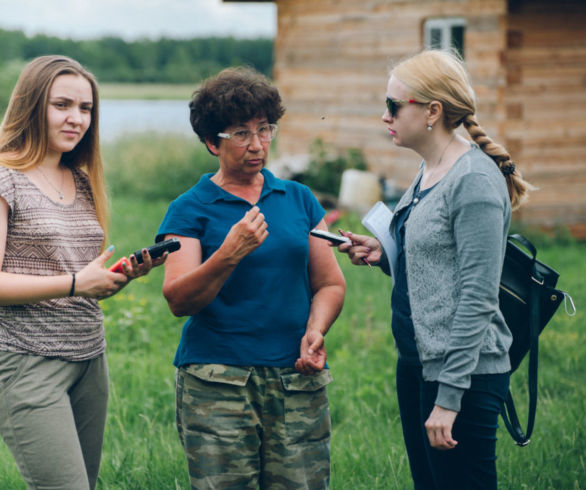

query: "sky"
xmin=0 ymin=0 xmax=276 ymax=40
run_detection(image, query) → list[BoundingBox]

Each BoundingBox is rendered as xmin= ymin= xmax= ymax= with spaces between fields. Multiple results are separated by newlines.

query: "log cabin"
xmin=226 ymin=0 xmax=586 ymax=238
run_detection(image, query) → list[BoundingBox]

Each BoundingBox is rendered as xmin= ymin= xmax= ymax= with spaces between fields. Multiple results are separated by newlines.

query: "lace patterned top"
xmin=0 ymin=166 xmax=105 ymax=361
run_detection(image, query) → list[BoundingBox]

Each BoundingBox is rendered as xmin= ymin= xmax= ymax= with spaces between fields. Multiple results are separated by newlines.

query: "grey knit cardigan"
xmin=389 ymin=145 xmax=512 ymax=412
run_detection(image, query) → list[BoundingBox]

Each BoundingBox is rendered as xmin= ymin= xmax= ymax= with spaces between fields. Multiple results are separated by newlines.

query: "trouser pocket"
xmin=0 ymin=351 xmax=32 ymax=395
xmin=280 ymin=368 xmax=333 ymax=444
xmin=177 ymin=364 xmax=253 ymax=440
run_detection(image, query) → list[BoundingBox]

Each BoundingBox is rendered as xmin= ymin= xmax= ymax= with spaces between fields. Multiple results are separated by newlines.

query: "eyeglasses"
xmin=217 ymin=123 xmax=278 ymax=147
xmin=385 ymin=97 xmax=425 ymax=118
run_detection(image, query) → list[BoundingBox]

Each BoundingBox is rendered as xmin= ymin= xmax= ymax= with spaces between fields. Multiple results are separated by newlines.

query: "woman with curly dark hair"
xmin=157 ymin=67 xmax=346 ymax=489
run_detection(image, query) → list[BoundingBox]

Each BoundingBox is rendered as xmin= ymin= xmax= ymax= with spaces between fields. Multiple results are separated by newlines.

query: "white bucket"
xmin=338 ymin=169 xmax=382 ymax=212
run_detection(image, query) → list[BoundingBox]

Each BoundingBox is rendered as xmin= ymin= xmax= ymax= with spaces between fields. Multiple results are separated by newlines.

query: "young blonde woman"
xmin=338 ymin=49 xmax=533 ymax=489
xmin=0 ymin=55 xmax=165 ymax=489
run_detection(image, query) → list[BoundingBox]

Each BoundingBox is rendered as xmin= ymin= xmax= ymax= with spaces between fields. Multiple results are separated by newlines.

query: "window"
xmin=424 ymin=18 xmax=466 ymax=58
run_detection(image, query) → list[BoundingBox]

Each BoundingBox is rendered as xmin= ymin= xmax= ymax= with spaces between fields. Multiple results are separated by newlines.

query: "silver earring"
xmin=427 ymin=124 xmax=433 ymax=131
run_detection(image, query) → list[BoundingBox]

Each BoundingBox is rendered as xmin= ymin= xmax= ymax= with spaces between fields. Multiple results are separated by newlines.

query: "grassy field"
xmin=99 ymin=83 xmax=196 ymax=100
xmin=1 ymin=191 xmax=584 ymax=488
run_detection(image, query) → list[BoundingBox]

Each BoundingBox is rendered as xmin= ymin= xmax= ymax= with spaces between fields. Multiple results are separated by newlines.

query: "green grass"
xmin=1 ymin=197 xmax=584 ymax=489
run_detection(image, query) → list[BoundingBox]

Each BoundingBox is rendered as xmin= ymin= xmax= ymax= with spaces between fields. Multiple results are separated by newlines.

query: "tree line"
xmin=0 ymin=28 xmax=274 ymax=114
xmin=0 ymin=29 xmax=273 ymax=83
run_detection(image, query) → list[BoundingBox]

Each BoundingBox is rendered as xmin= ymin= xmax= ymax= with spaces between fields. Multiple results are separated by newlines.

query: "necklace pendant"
xmin=58 ymin=191 xmax=64 ymax=200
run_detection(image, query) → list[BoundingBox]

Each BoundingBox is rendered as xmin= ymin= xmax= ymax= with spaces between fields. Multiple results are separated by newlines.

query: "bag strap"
xmin=564 ymin=292 xmax=577 ymax=317
xmin=508 ymin=233 xmax=538 ymax=264
xmin=501 ymin=237 xmax=542 ymax=446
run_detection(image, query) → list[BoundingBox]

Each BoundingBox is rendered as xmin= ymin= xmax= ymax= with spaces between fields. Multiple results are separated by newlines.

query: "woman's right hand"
xmin=161 ymin=208 xmax=269 ymax=317
xmin=75 ymin=246 xmax=129 ymax=299
xmin=221 ymin=206 xmax=268 ymax=263
xmin=337 ymin=231 xmax=383 ymax=266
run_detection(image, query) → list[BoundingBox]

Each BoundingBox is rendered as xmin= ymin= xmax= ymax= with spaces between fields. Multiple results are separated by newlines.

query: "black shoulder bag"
xmin=498 ymin=234 xmax=575 ymax=446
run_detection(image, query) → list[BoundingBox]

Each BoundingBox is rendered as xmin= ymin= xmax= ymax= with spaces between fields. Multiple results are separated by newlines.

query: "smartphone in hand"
xmin=310 ymin=229 xmax=351 ymax=246
xmin=109 ymin=238 xmax=181 ymax=272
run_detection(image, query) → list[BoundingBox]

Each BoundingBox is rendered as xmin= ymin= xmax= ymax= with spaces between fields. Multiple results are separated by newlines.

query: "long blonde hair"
xmin=0 ymin=55 xmax=109 ymax=239
xmin=392 ymin=49 xmax=533 ymax=210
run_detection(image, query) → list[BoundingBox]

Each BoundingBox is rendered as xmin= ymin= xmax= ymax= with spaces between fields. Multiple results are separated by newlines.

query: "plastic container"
xmin=338 ymin=169 xmax=382 ymax=212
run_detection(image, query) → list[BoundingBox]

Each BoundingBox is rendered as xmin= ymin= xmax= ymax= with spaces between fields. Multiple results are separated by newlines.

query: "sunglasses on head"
xmin=385 ymin=97 xmax=425 ymax=118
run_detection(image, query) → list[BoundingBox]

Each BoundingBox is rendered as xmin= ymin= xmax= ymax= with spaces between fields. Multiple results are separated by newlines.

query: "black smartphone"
xmin=132 ymin=238 xmax=181 ymax=264
xmin=310 ymin=229 xmax=351 ymax=246
xmin=109 ymin=238 xmax=181 ymax=272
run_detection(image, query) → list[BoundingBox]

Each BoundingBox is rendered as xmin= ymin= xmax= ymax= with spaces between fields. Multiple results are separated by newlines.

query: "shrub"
xmin=292 ymin=138 xmax=368 ymax=197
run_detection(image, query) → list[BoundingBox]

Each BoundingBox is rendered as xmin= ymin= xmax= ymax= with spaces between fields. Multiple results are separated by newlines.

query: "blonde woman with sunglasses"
xmin=338 ymin=49 xmax=533 ymax=489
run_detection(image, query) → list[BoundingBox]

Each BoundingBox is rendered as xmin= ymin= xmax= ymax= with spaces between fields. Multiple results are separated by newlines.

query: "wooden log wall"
xmin=263 ymin=0 xmax=586 ymax=236
xmin=272 ymin=0 xmax=507 ymax=187
xmin=503 ymin=0 xmax=586 ymax=237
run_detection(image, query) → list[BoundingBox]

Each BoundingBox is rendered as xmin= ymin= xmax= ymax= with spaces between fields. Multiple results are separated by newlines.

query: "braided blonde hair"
xmin=462 ymin=114 xmax=533 ymax=209
xmin=392 ymin=49 xmax=533 ymax=210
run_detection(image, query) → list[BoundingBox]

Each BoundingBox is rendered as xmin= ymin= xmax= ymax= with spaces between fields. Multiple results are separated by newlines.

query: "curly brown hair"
xmin=189 ymin=67 xmax=285 ymax=148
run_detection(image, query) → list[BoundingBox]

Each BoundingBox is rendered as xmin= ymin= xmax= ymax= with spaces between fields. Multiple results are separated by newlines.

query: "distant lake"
xmin=99 ymin=99 xmax=194 ymax=142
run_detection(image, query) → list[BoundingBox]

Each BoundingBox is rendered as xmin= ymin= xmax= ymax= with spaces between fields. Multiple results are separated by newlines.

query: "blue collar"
xmin=196 ymin=168 xmax=287 ymax=204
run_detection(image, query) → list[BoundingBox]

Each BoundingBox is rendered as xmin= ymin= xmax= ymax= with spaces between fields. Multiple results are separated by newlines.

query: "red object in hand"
xmin=109 ymin=257 xmax=130 ymax=273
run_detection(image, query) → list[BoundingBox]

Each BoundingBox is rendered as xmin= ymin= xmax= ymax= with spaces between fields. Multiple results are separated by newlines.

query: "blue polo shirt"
xmin=156 ymin=168 xmax=325 ymax=368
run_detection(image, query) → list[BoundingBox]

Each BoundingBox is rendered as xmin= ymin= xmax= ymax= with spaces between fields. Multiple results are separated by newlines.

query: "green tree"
xmin=0 ymin=29 xmax=27 ymax=61
xmin=0 ymin=59 xmax=26 ymax=117
xmin=0 ymin=29 xmax=274 ymax=84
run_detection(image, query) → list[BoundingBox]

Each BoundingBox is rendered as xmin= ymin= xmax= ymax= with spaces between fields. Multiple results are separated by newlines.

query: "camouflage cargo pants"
xmin=176 ymin=364 xmax=333 ymax=490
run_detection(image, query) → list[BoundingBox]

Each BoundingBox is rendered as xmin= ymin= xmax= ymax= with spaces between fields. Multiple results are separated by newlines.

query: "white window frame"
xmin=424 ymin=17 xmax=466 ymax=55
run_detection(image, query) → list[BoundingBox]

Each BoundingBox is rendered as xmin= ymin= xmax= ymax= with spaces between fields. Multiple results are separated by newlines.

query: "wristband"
xmin=69 ymin=273 xmax=76 ymax=297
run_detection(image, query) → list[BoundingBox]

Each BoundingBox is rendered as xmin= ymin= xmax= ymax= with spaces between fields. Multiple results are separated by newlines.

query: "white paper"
xmin=361 ymin=201 xmax=396 ymax=277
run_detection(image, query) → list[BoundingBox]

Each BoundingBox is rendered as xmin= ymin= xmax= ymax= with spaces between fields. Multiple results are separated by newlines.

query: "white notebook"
xmin=361 ymin=201 xmax=396 ymax=277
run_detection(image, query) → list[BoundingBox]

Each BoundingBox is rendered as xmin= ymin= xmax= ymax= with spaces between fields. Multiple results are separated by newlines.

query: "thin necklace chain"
xmin=37 ymin=165 xmax=65 ymax=200
xmin=431 ymin=133 xmax=456 ymax=169
xmin=414 ymin=133 xmax=456 ymax=205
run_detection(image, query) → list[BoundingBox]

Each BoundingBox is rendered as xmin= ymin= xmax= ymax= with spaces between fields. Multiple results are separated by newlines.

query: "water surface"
xmin=100 ymin=99 xmax=194 ymax=142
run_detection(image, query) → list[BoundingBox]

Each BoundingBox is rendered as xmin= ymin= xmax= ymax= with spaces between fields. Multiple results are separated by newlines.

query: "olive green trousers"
xmin=0 ymin=352 xmax=108 ymax=490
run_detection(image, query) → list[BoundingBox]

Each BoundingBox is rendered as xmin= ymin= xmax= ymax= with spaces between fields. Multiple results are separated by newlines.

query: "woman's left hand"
xmin=121 ymin=249 xmax=168 ymax=280
xmin=295 ymin=330 xmax=327 ymax=375
xmin=424 ymin=405 xmax=459 ymax=450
